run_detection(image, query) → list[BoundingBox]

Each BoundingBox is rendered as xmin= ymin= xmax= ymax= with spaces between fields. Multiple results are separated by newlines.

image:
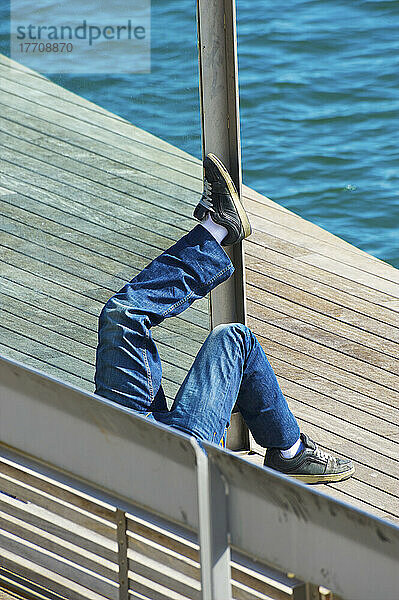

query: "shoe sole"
xmin=207 ymin=153 xmax=252 ymax=239
xmin=289 ymin=465 xmax=355 ymax=484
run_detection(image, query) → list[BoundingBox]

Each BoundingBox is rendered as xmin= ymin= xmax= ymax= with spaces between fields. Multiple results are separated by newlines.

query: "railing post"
xmin=195 ymin=445 xmax=231 ymax=600
xmin=197 ymin=0 xmax=249 ymax=451
xmin=305 ymin=583 xmax=321 ymax=600
xmin=116 ymin=509 xmax=129 ymax=600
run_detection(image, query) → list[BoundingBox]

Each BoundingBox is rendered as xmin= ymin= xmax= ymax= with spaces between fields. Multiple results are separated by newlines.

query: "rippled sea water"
xmin=1 ymin=0 xmax=398 ymax=267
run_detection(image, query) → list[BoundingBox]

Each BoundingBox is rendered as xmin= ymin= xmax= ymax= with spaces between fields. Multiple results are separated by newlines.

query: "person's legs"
xmin=157 ymin=321 xmax=355 ymax=484
xmin=95 ymin=225 xmax=234 ymax=413
xmin=95 ymin=152 xmax=354 ymax=484
xmin=155 ymin=323 xmax=300 ymax=448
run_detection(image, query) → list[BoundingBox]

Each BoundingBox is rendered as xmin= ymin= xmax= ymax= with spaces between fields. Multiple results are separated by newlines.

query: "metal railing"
xmin=1 ymin=354 xmax=398 ymax=600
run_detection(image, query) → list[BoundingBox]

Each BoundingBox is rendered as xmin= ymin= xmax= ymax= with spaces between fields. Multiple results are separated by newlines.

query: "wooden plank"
xmin=0 ymin=343 xmax=177 ymax=404
xmin=258 ymin=334 xmax=399 ymax=406
xmin=231 ymin=552 xmax=305 ymax=600
xmin=0 ymin=82 xmax=200 ymax=191
xmin=0 ymin=54 xmax=379 ymax=296
xmin=250 ymin=318 xmax=399 ymax=394
xmin=0 ymin=263 xmax=208 ymax=345
xmin=0 ymin=566 xmax=69 ymax=600
xmin=0 ymin=511 xmax=118 ymax=584
xmin=0 ymin=63 xmax=392 ymax=281
xmin=0 ymin=192 xmax=171 ymax=277
xmin=0 ymin=532 xmax=118 ymax=599
xmin=248 ymin=214 xmax=399 ymax=296
xmin=0 ymin=93 xmax=199 ymax=195
xmin=247 ymin=286 xmax=398 ymax=359
xmin=285 ymin=397 xmax=399 ymax=465
xmin=383 ymin=299 xmax=399 ymax=311
xmin=1 ymin=289 xmax=202 ymax=363
xmin=0 ymin=319 xmax=191 ymax=396
xmin=276 ymin=376 xmax=399 ymax=442
xmin=246 ymin=256 xmax=399 ymax=340
xmin=126 ymin=518 xmax=299 ymax=600
xmin=4 ymin=212 xmax=398 ymax=390
xmin=0 ymin=327 xmax=94 ymax=384
xmin=1 ymin=75 xmax=397 ymax=287
xmin=0 ymin=344 xmax=93 ymax=392
xmin=1 ymin=53 xmax=398 ymax=535
xmin=0 ymin=204 xmax=210 ymax=319
xmin=317 ymin=486 xmax=399 ymax=526
xmin=0 ymin=494 xmax=118 ymax=564
xmin=248 ymin=440 xmax=398 ymax=522
xmin=250 ymin=420 xmax=399 ymax=497
xmin=245 ymin=246 xmax=399 ymax=327
xmin=243 ymin=185 xmax=379 ymax=258
xmin=244 ymin=190 xmax=391 ymax=265
xmin=127 ymin=550 xmax=200 ymax=600
xmin=0 ymin=243 xmax=209 ymax=332
xmin=0 ymin=117 xmax=195 ymax=228
xmin=246 ymin=233 xmax=398 ymax=308
xmin=0 ymin=474 xmax=116 ymax=540
xmin=126 ymin=516 xmax=199 ymax=563
xmin=248 ymin=449 xmax=396 ymax=523
xmin=0 ymin=98 xmax=394 ymax=302
xmin=0 ymin=308 xmax=195 ymax=383
xmin=0 ymin=55 xmax=198 ymax=162
xmin=0 ymin=549 xmax=113 ymax=600
xmin=0 ymin=187 xmax=175 ymax=261
xmin=269 ymin=356 xmax=399 ymax=427
xmin=0 ymin=120 xmax=194 ymax=246
xmin=3 ymin=185 xmax=397 ymax=352
xmin=0 ymin=460 xmax=116 ymax=522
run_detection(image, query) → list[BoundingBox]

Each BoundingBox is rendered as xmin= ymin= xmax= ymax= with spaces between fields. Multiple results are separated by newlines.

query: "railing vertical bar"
xmin=305 ymin=583 xmax=321 ymax=600
xmin=195 ymin=444 xmax=232 ymax=600
xmin=116 ymin=509 xmax=129 ymax=600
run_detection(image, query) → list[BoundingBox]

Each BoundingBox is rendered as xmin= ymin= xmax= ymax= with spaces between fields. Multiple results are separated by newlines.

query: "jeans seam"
xmin=162 ymin=290 xmax=195 ymax=317
xmin=142 ymin=335 xmax=154 ymax=403
xmin=216 ymin=343 xmax=240 ymax=440
xmin=161 ymin=264 xmax=232 ymax=318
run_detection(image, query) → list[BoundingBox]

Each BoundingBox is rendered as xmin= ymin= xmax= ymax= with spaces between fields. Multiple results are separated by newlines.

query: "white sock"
xmin=200 ymin=213 xmax=228 ymax=245
xmin=280 ymin=438 xmax=302 ymax=459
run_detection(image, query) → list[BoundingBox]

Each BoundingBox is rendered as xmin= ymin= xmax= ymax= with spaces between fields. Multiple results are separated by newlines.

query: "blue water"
xmin=1 ymin=0 xmax=398 ymax=267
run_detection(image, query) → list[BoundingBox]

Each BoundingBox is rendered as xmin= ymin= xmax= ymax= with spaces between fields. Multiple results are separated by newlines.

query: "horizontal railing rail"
xmin=1 ymin=355 xmax=398 ymax=600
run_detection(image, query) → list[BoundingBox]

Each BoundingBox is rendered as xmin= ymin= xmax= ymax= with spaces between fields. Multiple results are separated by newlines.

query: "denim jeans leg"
xmin=155 ymin=323 xmax=300 ymax=449
xmin=95 ymin=225 xmax=234 ymax=412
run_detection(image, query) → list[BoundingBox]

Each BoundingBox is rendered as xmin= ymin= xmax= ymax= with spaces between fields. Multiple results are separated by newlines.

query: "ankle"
xmin=280 ymin=438 xmax=304 ymax=459
xmin=200 ymin=213 xmax=228 ymax=245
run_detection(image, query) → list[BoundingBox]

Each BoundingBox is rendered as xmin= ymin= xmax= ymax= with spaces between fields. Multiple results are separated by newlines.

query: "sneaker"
xmin=194 ymin=153 xmax=252 ymax=246
xmin=263 ymin=433 xmax=355 ymax=484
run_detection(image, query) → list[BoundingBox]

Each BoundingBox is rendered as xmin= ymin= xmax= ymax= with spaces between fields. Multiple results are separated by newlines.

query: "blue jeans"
xmin=95 ymin=225 xmax=300 ymax=449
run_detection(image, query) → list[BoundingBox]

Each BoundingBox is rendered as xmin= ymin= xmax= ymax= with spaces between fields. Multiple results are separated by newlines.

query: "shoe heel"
xmin=194 ymin=203 xmax=209 ymax=221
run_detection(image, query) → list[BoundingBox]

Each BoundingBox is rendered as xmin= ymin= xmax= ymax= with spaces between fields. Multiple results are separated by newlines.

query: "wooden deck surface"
xmin=0 ymin=54 xmax=398 ymax=526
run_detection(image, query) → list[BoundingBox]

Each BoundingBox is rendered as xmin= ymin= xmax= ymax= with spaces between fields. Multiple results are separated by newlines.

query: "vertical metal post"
xmin=305 ymin=583 xmax=321 ymax=600
xmin=195 ymin=444 xmax=232 ymax=600
xmin=197 ymin=0 xmax=249 ymax=450
xmin=116 ymin=509 xmax=129 ymax=600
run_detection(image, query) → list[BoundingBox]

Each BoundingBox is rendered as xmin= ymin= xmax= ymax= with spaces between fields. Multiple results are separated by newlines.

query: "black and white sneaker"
xmin=264 ymin=433 xmax=355 ymax=484
xmin=194 ymin=153 xmax=252 ymax=246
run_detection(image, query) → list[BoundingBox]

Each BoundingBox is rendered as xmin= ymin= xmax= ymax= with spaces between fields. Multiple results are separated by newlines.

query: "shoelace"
xmin=199 ymin=178 xmax=215 ymax=212
xmin=314 ymin=446 xmax=336 ymax=465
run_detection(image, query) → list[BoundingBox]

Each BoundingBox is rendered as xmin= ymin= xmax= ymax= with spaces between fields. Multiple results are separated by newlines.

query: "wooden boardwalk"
xmin=0 ymin=54 xmax=398 ymax=526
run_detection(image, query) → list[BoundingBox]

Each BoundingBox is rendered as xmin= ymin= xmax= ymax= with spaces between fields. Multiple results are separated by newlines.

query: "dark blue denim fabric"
xmin=95 ymin=224 xmax=300 ymax=449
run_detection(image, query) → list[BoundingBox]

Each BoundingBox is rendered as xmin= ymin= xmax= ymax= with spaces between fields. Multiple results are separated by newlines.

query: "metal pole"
xmin=195 ymin=443 xmax=232 ymax=600
xmin=197 ymin=0 xmax=249 ymax=450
